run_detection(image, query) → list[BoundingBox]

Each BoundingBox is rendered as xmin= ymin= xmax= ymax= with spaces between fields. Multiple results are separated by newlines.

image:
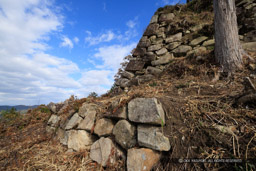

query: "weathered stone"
xmin=127 ymin=148 xmax=161 ymax=171
xmin=94 ymin=118 xmax=114 ymax=137
xmin=56 ymin=128 xmax=68 ymax=145
xmin=242 ymin=42 xmax=256 ymax=51
xmin=46 ymin=126 xmax=55 ymax=134
xmin=133 ymin=47 xmax=146 ymax=57
xmin=78 ymin=103 xmax=97 ymax=118
xmin=187 ymin=47 xmax=207 ymax=57
xmin=172 ymin=45 xmax=192 ymax=57
xmin=202 ymin=39 xmax=215 ymax=46
xmin=190 ymin=36 xmax=208 ymax=46
xmin=121 ymin=71 xmax=134 ymax=80
xmin=90 ymin=137 xmax=125 ymax=167
xmin=136 ymin=74 xmax=154 ymax=84
xmin=128 ymin=98 xmax=165 ymax=125
xmin=65 ymin=113 xmax=83 ymax=130
xmin=113 ymin=120 xmax=136 ymax=149
xmin=156 ymin=48 xmax=168 ymax=56
xmin=151 ymin=53 xmax=174 ymax=66
xmin=138 ymin=39 xmax=151 ymax=48
xmin=190 ymin=24 xmax=204 ymax=32
xmin=144 ymin=23 xmax=159 ymax=36
xmin=151 ymin=37 xmax=163 ymax=45
xmin=142 ymin=52 xmax=157 ymax=62
xmin=47 ymin=114 xmax=60 ymax=127
xmin=148 ymin=44 xmax=162 ymax=52
xmin=125 ymin=60 xmax=145 ymax=71
xmin=119 ymin=78 xmax=131 ymax=88
xmin=138 ymin=125 xmax=170 ymax=151
xmin=47 ymin=102 xmax=57 ymax=113
xmin=166 ymin=42 xmax=181 ymax=50
xmin=150 ymin=14 xmax=158 ymax=24
xmin=67 ymin=130 xmax=96 ymax=151
xmin=77 ymin=109 xmax=96 ymax=131
xmin=146 ymin=66 xmax=163 ymax=76
xmin=159 ymin=13 xmax=175 ymax=22
xmin=165 ymin=32 xmax=182 ymax=43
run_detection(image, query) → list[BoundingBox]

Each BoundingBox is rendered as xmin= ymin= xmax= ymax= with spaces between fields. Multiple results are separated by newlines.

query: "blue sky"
xmin=0 ymin=0 xmax=185 ymax=105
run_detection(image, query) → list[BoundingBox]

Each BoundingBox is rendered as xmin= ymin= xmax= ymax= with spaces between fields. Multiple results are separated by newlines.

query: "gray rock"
xmin=190 ymin=24 xmax=204 ymax=32
xmin=202 ymin=39 xmax=215 ymax=46
xmin=148 ymin=44 xmax=162 ymax=52
xmin=166 ymin=42 xmax=181 ymax=50
xmin=142 ymin=52 xmax=157 ymax=62
xmin=146 ymin=66 xmax=163 ymax=76
xmin=56 ymin=128 xmax=68 ymax=145
xmin=77 ymin=109 xmax=96 ymax=131
xmin=46 ymin=126 xmax=55 ymax=134
xmin=137 ymin=125 xmax=170 ymax=151
xmin=150 ymin=14 xmax=158 ymax=24
xmin=67 ymin=130 xmax=96 ymax=151
xmin=78 ymin=103 xmax=97 ymax=118
xmin=94 ymin=118 xmax=114 ymax=137
xmin=112 ymin=120 xmax=136 ymax=149
xmin=144 ymin=23 xmax=159 ymax=36
xmin=151 ymin=53 xmax=174 ymax=66
xmin=119 ymin=78 xmax=131 ymax=88
xmin=190 ymin=36 xmax=208 ymax=46
xmin=156 ymin=48 xmax=168 ymax=56
xmin=127 ymin=148 xmax=161 ymax=171
xmin=133 ymin=47 xmax=146 ymax=57
xmin=159 ymin=13 xmax=175 ymax=22
xmin=128 ymin=98 xmax=165 ymax=125
xmin=138 ymin=38 xmax=151 ymax=48
xmin=121 ymin=71 xmax=134 ymax=80
xmin=136 ymin=74 xmax=154 ymax=84
xmin=172 ymin=45 xmax=192 ymax=57
xmin=242 ymin=42 xmax=256 ymax=52
xmin=165 ymin=32 xmax=182 ymax=43
xmin=186 ymin=47 xmax=207 ymax=57
xmin=151 ymin=37 xmax=163 ymax=45
xmin=47 ymin=102 xmax=57 ymax=113
xmin=90 ymin=137 xmax=125 ymax=167
xmin=47 ymin=114 xmax=60 ymax=127
xmin=65 ymin=113 xmax=83 ymax=130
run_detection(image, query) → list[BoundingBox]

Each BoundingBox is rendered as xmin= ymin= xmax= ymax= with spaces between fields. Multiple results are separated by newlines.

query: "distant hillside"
xmin=0 ymin=105 xmax=39 ymax=111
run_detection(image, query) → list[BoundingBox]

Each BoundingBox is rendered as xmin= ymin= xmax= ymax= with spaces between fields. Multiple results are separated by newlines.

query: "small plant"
xmin=149 ymin=82 xmax=158 ymax=87
xmin=0 ymin=107 xmax=20 ymax=122
xmin=88 ymin=92 xmax=98 ymax=98
xmin=40 ymin=107 xmax=51 ymax=114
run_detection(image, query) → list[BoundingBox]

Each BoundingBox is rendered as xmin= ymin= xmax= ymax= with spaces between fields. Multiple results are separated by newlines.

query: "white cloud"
xmin=73 ymin=37 xmax=79 ymax=43
xmin=103 ymin=2 xmax=107 ymax=12
xmin=79 ymin=70 xmax=113 ymax=86
xmin=0 ymin=0 xmax=86 ymax=105
xmin=160 ymin=0 xmax=179 ymax=5
xmin=126 ymin=17 xmax=138 ymax=29
xmin=85 ymin=30 xmax=115 ymax=45
xmin=60 ymin=36 xmax=74 ymax=49
xmin=94 ymin=43 xmax=136 ymax=72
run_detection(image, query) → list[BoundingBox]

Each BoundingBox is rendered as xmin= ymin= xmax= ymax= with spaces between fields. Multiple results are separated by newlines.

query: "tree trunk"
xmin=214 ymin=0 xmax=243 ymax=72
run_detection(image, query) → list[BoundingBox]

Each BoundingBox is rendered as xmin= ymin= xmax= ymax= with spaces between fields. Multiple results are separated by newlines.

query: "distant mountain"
xmin=0 ymin=105 xmax=39 ymax=111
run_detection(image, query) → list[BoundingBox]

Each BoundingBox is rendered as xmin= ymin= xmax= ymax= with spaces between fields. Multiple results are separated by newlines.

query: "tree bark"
xmin=214 ymin=0 xmax=243 ymax=72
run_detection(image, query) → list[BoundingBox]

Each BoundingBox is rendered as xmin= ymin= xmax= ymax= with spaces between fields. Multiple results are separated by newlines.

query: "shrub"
xmin=88 ymin=92 xmax=98 ymax=98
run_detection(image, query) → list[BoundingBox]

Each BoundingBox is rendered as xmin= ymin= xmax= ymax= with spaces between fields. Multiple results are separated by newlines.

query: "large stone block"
xmin=65 ymin=113 xmax=83 ymax=130
xmin=78 ymin=103 xmax=97 ymax=118
xmin=151 ymin=53 xmax=174 ymax=66
xmin=94 ymin=118 xmax=114 ymax=137
xmin=90 ymin=137 xmax=125 ymax=167
xmin=67 ymin=130 xmax=96 ymax=151
xmin=127 ymin=148 xmax=160 ymax=171
xmin=159 ymin=13 xmax=175 ymax=22
xmin=165 ymin=32 xmax=182 ymax=43
xmin=112 ymin=120 xmax=136 ymax=149
xmin=190 ymin=36 xmax=208 ymax=46
xmin=172 ymin=45 xmax=192 ymax=57
xmin=128 ymin=98 xmax=165 ymax=125
xmin=47 ymin=114 xmax=60 ymax=127
xmin=144 ymin=23 xmax=159 ymax=36
xmin=138 ymin=125 xmax=170 ymax=151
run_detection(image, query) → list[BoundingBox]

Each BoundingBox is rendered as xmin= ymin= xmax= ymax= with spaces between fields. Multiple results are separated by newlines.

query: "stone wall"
xmin=114 ymin=0 xmax=256 ymax=91
xmin=47 ymin=97 xmax=168 ymax=170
